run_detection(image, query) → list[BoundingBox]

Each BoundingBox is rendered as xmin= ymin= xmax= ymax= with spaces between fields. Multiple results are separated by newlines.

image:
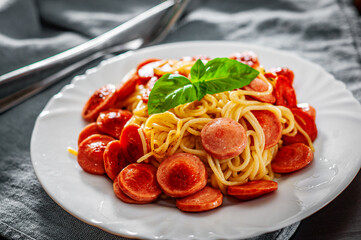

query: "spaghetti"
xmin=115 ymin=56 xmax=314 ymax=194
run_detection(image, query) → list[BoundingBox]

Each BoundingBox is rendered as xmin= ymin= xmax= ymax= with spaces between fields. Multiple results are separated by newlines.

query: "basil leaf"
xmin=203 ymin=58 xmax=259 ymax=94
xmin=190 ymin=59 xmax=207 ymax=100
xmin=190 ymin=59 xmax=206 ymax=82
xmin=148 ymin=74 xmax=198 ymax=114
xmin=193 ymin=81 xmax=207 ymax=101
xmin=147 ymin=57 xmax=259 ymax=115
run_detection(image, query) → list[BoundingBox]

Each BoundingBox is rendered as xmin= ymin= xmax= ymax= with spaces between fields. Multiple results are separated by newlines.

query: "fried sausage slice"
xmin=136 ymin=58 xmax=162 ymax=85
xmin=78 ymin=122 xmax=103 ymax=145
xmin=119 ymin=124 xmax=148 ymax=163
xmin=117 ymin=163 xmax=161 ymax=202
xmin=77 ymin=134 xmax=114 ymax=175
xmin=82 ymin=84 xmax=117 ymax=122
xmin=227 ymin=180 xmax=278 ymax=201
xmin=271 ymin=143 xmax=314 ymax=173
xmin=96 ymin=109 xmax=132 ymax=139
xmin=274 ymin=75 xmax=297 ymax=108
xmin=104 ymin=140 xmax=128 ymax=181
xmin=113 ymin=176 xmax=149 ymax=204
xmin=176 ymin=186 xmax=223 ymax=212
xmin=252 ymin=110 xmax=282 ymax=149
xmin=229 ymin=51 xmax=260 ymax=68
xmin=201 ymin=118 xmax=247 ymax=160
xmin=282 ymin=108 xmax=317 ymax=145
xmin=243 ymin=78 xmax=276 ymax=104
xmin=157 ymin=153 xmax=207 ymax=198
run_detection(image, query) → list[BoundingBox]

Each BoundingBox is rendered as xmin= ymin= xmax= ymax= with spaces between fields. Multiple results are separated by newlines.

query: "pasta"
xmin=77 ymin=52 xmax=317 ymax=211
xmin=115 ymin=57 xmax=313 ymax=194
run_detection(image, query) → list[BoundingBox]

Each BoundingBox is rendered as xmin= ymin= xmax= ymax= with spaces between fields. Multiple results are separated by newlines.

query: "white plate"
xmin=31 ymin=41 xmax=361 ymax=239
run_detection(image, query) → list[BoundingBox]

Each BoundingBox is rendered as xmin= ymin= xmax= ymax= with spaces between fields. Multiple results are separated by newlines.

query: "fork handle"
xmin=0 ymin=0 xmax=176 ymax=87
xmin=0 ymin=47 xmax=134 ymax=114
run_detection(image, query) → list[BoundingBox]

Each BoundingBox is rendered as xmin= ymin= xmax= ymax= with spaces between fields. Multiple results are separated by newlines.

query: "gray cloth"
xmin=0 ymin=0 xmax=360 ymax=239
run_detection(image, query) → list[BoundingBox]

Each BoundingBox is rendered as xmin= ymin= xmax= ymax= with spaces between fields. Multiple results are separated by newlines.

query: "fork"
xmin=0 ymin=0 xmax=190 ymax=114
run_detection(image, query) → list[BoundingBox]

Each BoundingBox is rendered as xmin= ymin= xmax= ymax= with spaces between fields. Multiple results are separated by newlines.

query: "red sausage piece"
xmin=227 ymin=180 xmax=278 ymax=201
xmin=201 ymin=118 xmax=247 ymax=160
xmin=113 ymin=176 xmax=149 ymax=204
xmin=272 ymin=143 xmax=313 ymax=173
xmin=274 ymin=75 xmax=297 ymax=108
xmin=252 ymin=110 xmax=282 ymax=149
xmin=119 ymin=124 xmax=147 ymax=163
xmin=270 ymin=67 xmax=294 ymax=85
xmin=176 ymin=186 xmax=223 ymax=212
xmin=141 ymin=76 xmax=158 ymax=103
xmin=77 ymin=134 xmax=114 ymax=175
xmin=82 ymin=84 xmax=117 ymax=122
xmin=264 ymin=72 xmax=276 ymax=79
xmin=104 ymin=140 xmax=128 ymax=181
xmin=282 ymin=108 xmax=317 ymax=145
xmin=96 ymin=109 xmax=132 ymax=139
xmin=296 ymin=103 xmax=316 ymax=121
xmin=180 ymin=56 xmax=211 ymax=61
xmin=229 ymin=51 xmax=260 ymax=68
xmin=157 ymin=153 xmax=207 ymax=198
xmin=136 ymin=58 xmax=162 ymax=84
xmin=243 ymin=78 xmax=276 ymax=104
xmin=78 ymin=123 xmax=103 ymax=145
xmin=117 ymin=163 xmax=161 ymax=202
xmin=116 ymin=74 xmax=139 ymax=101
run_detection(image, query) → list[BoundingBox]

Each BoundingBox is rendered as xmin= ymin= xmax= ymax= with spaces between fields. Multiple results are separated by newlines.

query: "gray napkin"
xmin=0 ymin=0 xmax=360 ymax=239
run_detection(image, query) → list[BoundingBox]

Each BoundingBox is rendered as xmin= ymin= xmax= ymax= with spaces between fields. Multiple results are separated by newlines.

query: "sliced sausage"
xmin=119 ymin=124 xmax=148 ymax=163
xmin=77 ymin=134 xmax=114 ymax=175
xmin=117 ymin=163 xmax=162 ymax=202
xmin=229 ymin=51 xmax=260 ymax=68
xmin=116 ymin=73 xmax=139 ymax=101
xmin=96 ymin=109 xmax=132 ymax=139
xmin=141 ymin=76 xmax=158 ymax=103
xmin=180 ymin=56 xmax=211 ymax=61
xmin=264 ymin=72 xmax=276 ymax=79
xmin=113 ymin=177 xmax=148 ymax=204
xmin=176 ymin=186 xmax=223 ymax=212
xmin=274 ymin=75 xmax=297 ymax=108
xmin=136 ymin=58 xmax=162 ymax=85
xmin=252 ymin=110 xmax=282 ymax=149
xmin=157 ymin=153 xmax=207 ymax=198
xmin=78 ymin=123 xmax=103 ymax=145
xmin=271 ymin=143 xmax=314 ymax=173
xmin=269 ymin=67 xmax=294 ymax=85
xmin=82 ymin=84 xmax=117 ymax=122
xmin=201 ymin=118 xmax=247 ymax=160
xmin=296 ymin=103 xmax=316 ymax=121
xmin=227 ymin=180 xmax=278 ymax=201
xmin=282 ymin=108 xmax=317 ymax=145
xmin=104 ymin=140 xmax=128 ymax=181
xmin=243 ymin=78 xmax=276 ymax=104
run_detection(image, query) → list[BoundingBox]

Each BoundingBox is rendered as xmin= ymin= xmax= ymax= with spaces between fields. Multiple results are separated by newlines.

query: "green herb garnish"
xmin=147 ymin=58 xmax=259 ymax=114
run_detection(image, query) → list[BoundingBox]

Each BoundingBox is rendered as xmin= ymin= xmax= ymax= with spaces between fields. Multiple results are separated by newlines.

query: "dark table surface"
xmin=1 ymin=0 xmax=360 ymax=239
xmin=292 ymin=172 xmax=361 ymax=240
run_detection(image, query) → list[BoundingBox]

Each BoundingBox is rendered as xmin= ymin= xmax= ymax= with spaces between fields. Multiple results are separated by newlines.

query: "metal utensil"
xmin=0 ymin=0 xmax=190 ymax=113
xmin=0 ymin=0 xmax=185 ymax=86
